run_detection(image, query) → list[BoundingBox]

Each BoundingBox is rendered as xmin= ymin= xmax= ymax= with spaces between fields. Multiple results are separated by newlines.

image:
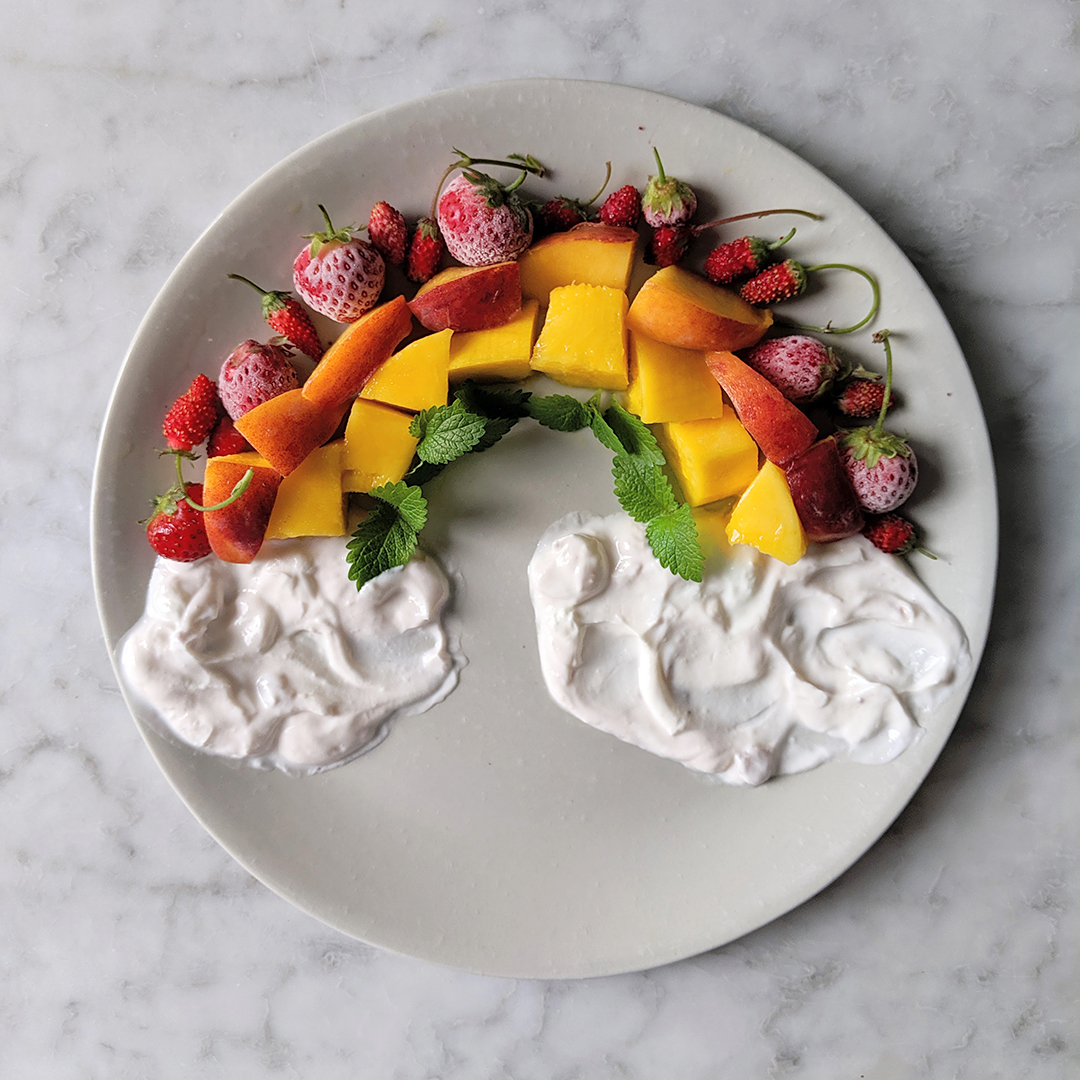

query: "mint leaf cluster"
xmin=529 ymin=393 xmax=704 ymax=582
xmin=346 ymin=481 xmax=428 ymax=589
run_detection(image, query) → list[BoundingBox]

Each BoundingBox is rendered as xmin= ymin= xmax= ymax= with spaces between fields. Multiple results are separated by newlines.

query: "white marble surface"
xmin=2 ymin=1 xmax=1077 ymax=1076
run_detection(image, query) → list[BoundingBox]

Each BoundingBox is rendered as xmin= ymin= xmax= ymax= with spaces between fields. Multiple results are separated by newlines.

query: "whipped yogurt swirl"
xmin=528 ymin=511 xmax=970 ymax=785
xmin=119 ymin=537 xmax=461 ymax=772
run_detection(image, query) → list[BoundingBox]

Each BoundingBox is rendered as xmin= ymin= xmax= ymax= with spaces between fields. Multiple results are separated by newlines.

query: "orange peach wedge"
xmin=627 ymin=265 xmax=772 ymax=352
xmin=301 ymin=295 xmax=412 ymax=411
xmin=234 ymin=388 xmax=348 ymax=476
xmin=408 ymin=261 xmax=521 ymax=332
xmin=202 ymin=453 xmax=282 ymax=564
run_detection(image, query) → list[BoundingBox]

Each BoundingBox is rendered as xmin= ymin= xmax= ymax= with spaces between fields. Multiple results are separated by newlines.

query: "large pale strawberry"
xmin=292 ymin=204 xmax=385 ymax=322
xmin=437 ymin=171 xmax=535 ymax=266
xmin=745 ymin=334 xmax=839 ymax=403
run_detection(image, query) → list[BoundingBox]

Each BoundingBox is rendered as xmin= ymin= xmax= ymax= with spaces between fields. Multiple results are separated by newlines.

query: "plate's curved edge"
xmin=90 ymin=77 xmax=1000 ymax=980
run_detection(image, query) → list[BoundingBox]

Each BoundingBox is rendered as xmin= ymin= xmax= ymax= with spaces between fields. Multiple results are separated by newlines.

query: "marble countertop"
xmin=3 ymin=1 xmax=1077 ymax=1077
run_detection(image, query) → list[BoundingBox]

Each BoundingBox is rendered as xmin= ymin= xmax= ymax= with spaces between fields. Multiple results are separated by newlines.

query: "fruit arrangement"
xmin=143 ymin=146 xmax=933 ymax=582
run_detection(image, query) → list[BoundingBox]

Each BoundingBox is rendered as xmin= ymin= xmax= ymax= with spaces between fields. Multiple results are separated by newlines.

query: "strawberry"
xmin=862 ymin=513 xmax=918 ymax=555
xmin=836 ymin=378 xmax=894 ymax=419
xmin=145 ymin=483 xmax=211 ymax=562
xmin=293 ymin=204 xmax=385 ymax=323
xmin=218 ymin=339 xmax=299 ymax=420
xmin=437 ymin=171 xmax=535 ymax=266
xmin=405 ymin=217 xmax=444 ymax=283
xmin=703 ymin=229 xmax=796 ymax=285
xmin=227 ymin=274 xmax=323 ymax=360
xmin=642 ymin=148 xmax=697 ymax=227
xmin=536 ymin=162 xmax=611 ymax=234
xmin=207 ymin=414 xmax=250 ymax=457
xmin=647 ymin=224 xmax=692 ymax=267
xmin=840 ymin=331 xmax=918 ymax=513
xmin=745 ymin=335 xmax=840 ymax=403
xmin=599 ymin=184 xmax=642 ymax=228
xmin=162 ymin=373 xmax=220 ymax=451
xmin=368 ymin=201 xmax=407 ymax=265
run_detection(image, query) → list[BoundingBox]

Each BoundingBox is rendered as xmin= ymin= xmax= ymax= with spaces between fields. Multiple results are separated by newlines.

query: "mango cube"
xmin=518 ymin=223 xmax=638 ymax=307
xmin=692 ymin=504 xmax=735 ymax=557
xmin=658 ymin=413 xmax=760 ymax=507
xmin=361 ymin=329 xmax=451 ymax=412
xmin=530 ymin=284 xmax=629 ymax=390
xmin=265 ymin=441 xmax=346 ymax=539
xmin=448 ymin=300 xmax=540 ymax=383
xmin=624 ymin=332 xmax=728 ymax=423
xmin=726 ymin=460 xmax=808 ymax=565
xmin=341 ymin=399 xmax=418 ymax=493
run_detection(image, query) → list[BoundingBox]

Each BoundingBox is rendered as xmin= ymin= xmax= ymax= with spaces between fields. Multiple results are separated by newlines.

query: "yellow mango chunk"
xmin=518 ymin=223 xmax=638 ymax=307
xmin=360 ymin=329 xmax=451 ymax=412
xmin=265 ymin=441 xmax=346 ymax=539
xmin=341 ymin=399 xmax=418 ymax=493
xmin=448 ymin=300 xmax=540 ymax=383
xmin=726 ymin=460 xmax=808 ymax=565
xmin=658 ymin=413 xmax=760 ymax=507
xmin=692 ymin=504 xmax=734 ymax=557
xmin=530 ymin=284 xmax=629 ymax=390
xmin=624 ymin=331 xmax=728 ymax=423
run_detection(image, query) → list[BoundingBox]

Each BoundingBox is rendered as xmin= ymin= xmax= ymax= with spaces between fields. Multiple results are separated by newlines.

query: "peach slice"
xmin=202 ymin=452 xmax=282 ymax=564
xmin=408 ymin=262 xmax=521 ymax=332
xmin=704 ymin=351 xmax=818 ymax=467
xmin=301 ymin=295 xmax=412 ymax=411
xmin=234 ymin=388 xmax=348 ymax=476
xmin=518 ymin=222 xmax=638 ymax=306
xmin=627 ymin=265 xmax=773 ymax=352
xmin=784 ymin=436 xmax=864 ymax=543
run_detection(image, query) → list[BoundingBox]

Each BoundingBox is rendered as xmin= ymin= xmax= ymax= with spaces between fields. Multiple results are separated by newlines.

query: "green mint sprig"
xmin=346 ymin=481 xmax=428 ymax=589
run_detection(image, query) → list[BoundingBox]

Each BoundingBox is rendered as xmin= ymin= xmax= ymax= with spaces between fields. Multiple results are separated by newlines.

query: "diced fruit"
xmin=627 ymin=265 xmax=773 ymax=352
xmin=692 ymin=504 xmax=734 ymax=556
xmin=704 ymin=351 xmax=818 ymax=467
xmin=530 ymin=284 xmax=629 ymax=390
xmin=361 ymin=329 xmax=451 ymax=412
xmin=234 ymin=388 xmax=348 ymax=476
xmin=518 ymin=223 xmax=638 ymax=306
xmin=657 ymin=413 xmax=760 ymax=507
xmin=202 ymin=454 xmax=283 ymax=564
xmin=265 ymin=441 xmax=346 ymax=539
xmin=624 ymin=332 xmax=727 ymax=423
xmin=408 ymin=262 xmax=521 ymax=332
xmin=726 ymin=460 xmax=808 ymax=565
xmin=448 ymin=299 xmax=540 ymax=383
xmin=784 ymin=436 xmax=864 ymax=542
xmin=301 ymin=295 xmax=412 ymax=410
xmin=341 ymin=399 xmax=419 ymax=493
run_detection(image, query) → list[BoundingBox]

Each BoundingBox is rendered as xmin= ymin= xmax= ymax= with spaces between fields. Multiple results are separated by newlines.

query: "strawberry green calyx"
xmin=303 ymin=205 xmax=363 ymax=258
xmin=429 ymin=149 xmax=547 ymax=218
xmin=642 ymin=148 xmax=698 ymax=226
xmin=840 ymin=330 xmax=911 ymax=469
xmin=227 ymin=273 xmax=292 ymax=318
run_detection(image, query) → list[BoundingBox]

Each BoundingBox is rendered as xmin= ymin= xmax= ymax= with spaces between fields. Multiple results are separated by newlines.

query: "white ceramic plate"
xmin=92 ymin=79 xmax=997 ymax=979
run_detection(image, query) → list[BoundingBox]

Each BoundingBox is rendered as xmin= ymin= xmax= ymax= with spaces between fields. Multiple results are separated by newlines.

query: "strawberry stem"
xmin=871 ymin=329 xmax=893 ymax=437
xmin=652 ymin=147 xmax=667 ymax=183
xmin=227 ymin=273 xmax=270 ymax=299
xmin=170 ymin=450 xmax=254 ymax=512
xmin=691 ymin=208 xmax=823 ymax=236
xmin=584 ymin=162 xmax=612 ymax=207
xmin=786 ymin=264 xmax=880 ymax=335
xmin=432 ymin=150 xmax=547 ymax=218
xmin=768 ymin=227 xmax=797 ymax=250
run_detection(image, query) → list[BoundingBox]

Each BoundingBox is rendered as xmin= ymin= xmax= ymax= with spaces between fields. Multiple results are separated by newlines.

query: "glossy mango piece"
xmin=658 ymin=413 xmax=760 ymax=507
xmin=624 ymin=331 xmax=727 ymax=423
xmin=264 ymin=441 xmax=346 ymax=539
xmin=448 ymin=300 xmax=540 ymax=383
xmin=361 ymin=329 xmax=451 ymax=412
xmin=341 ymin=399 xmax=418 ymax=493
xmin=726 ymin=460 xmax=808 ymax=565
xmin=530 ymin=284 xmax=629 ymax=390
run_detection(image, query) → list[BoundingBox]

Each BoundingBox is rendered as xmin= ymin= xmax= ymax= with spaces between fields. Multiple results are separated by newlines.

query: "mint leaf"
xmin=410 ymin=400 xmax=487 ymax=464
xmin=527 ymin=393 xmax=592 ymax=432
xmin=612 ymin=454 xmax=678 ymax=522
xmin=370 ymin=481 xmax=427 ymax=532
xmin=453 ymin=382 xmax=532 ymax=452
xmin=589 ymin=410 xmax=624 ymax=455
xmin=346 ymin=505 xmax=419 ymax=589
xmin=646 ymin=504 xmax=704 ymax=583
xmin=604 ymin=401 xmax=666 ymax=464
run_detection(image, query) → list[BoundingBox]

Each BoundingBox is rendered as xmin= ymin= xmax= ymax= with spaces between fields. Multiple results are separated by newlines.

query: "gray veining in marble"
xmin=2 ymin=1 xmax=1078 ymax=1077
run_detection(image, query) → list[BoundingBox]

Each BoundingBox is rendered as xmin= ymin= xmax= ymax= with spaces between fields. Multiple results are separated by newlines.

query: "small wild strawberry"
xmin=836 ymin=378 xmax=894 ymax=419
xmin=648 ymin=224 xmax=693 ymax=267
xmin=703 ymin=229 xmax=795 ymax=285
xmin=862 ymin=513 xmax=919 ymax=556
xmin=599 ymin=184 xmax=642 ymax=228
xmin=145 ymin=483 xmax=212 ymax=562
xmin=406 ymin=217 xmax=444 ymax=283
xmin=642 ymin=148 xmax=697 ymax=227
xmin=207 ymin=414 xmax=250 ymax=457
xmin=227 ymin=274 xmax=324 ymax=360
xmin=162 ymin=373 xmax=220 ymax=451
xmin=368 ymin=201 xmax=408 ymax=265
xmin=537 ymin=163 xmax=611 ymax=234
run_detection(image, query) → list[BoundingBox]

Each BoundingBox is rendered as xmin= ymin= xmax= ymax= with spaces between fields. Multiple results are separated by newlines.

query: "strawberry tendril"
xmin=164 ymin=449 xmax=253 ymax=512
xmin=785 ymin=263 xmax=880 ymax=336
xmin=430 ymin=149 xmax=547 ymax=218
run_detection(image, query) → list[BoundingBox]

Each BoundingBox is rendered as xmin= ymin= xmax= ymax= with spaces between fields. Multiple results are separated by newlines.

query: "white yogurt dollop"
xmin=528 ymin=512 xmax=971 ymax=785
xmin=119 ymin=537 xmax=461 ymax=772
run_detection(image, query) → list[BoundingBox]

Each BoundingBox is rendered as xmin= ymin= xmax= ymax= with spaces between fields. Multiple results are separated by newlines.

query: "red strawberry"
xmin=862 ymin=513 xmax=918 ymax=555
xmin=599 ymin=184 xmax=642 ymax=228
xmin=437 ymin=171 xmax=535 ymax=266
xmin=207 ymin=414 xmax=250 ymax=457
xmin=405 ymin=217 xmax=444 ymax=283
xmin=293 ymin=204 xmax=385 ymax=322
xmin=745 ymin=335 xmax=840 ymax=403
xmin=703 ymin=229 xmax=796 ymax=285
xmin=536 ymin=162 xmax=612 ymax=235
xmin=836 ymin=378 xmax=894 ymax=419
xmin=840 ymin=330 xmax=918 ymax=513
xmin=740 ymin=259 xmax=807 ymax=305
xmin=162 ymin=374 xmax=220 ymax=451
xmin=648 ymin=224 xmax=693 ymax=267
xmin=145 ymin=483 xmax=211 ymax=562
xmin=227 ymin=274 xmax=323 ymax=360
xmin=642 ymin=148 xmax=697 ymax=227
xmin=368 ymin=201 xmax=407 ymax=265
